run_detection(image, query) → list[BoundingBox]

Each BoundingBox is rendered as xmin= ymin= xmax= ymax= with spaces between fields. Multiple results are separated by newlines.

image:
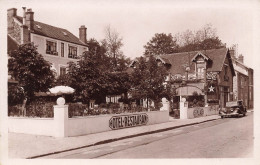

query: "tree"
xmin=102 ymin=25 xmax=124 ymax=69
xmin=106 ymin=72 xmax=131 ymax=96
xmin=65 ymin=45 xmax=131 ymax=104
xmin=65 ymin=50 xmax=107 ymax=104
xmin=175 ymin=24 xmax=225 ymax=52
xmin=144 ymin=33 xmax=178 ymax=57
xmin=88 ymin=38 xmax=113 ymax=72
xmin=130 ymin=56 xmax=169 ymax=109
xmin=8 ymin=43 xmax=55 ymax=114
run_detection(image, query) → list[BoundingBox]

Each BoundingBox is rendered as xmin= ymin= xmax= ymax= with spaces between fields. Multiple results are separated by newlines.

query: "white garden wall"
xmin=8 ymin=104 xmax=169 ymax=137
xmin=68 ymin=110 xmax=169 ymax=137
xmin=8 ymin=117 xmax=54 ymax=136
xmin=187 ymin=105 xmax=219 ymax=119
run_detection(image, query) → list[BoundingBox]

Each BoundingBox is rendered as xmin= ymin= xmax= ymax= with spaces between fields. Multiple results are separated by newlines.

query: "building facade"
xmin=158 ymin=48 xmax=235 ymax=108
xmin=230 ymin=46 xmax=254 ymax=109
xmin=7 ymin=7 xmax=88 ymax=76
xmin=128 ymin=48 xmax=236 ymax=109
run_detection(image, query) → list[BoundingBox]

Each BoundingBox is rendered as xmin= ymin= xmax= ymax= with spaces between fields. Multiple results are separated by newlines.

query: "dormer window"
xmin=192 ymin=52 xmax=210 ymax=80
xmin=68 ymin=45 xmax=77 ymax=59
xmin=63 ymin=31 xmax=68 ymax=36
xmin=197 ymin=67 xmax=205 ymax=79
xmin=46 ymin=40 xmax=58 ymax=56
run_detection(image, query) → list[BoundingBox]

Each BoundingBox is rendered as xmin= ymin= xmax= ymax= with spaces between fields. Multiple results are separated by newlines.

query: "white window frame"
xmin=46 ymin=39 xmax=58 ymax=56
xmin=59 ymin=64 xmax=68 ymax=76
xmin=68 ymin=44 xmax=78 ymax=59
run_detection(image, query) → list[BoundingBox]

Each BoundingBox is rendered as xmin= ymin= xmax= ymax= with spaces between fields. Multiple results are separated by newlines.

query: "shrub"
xmin=8 ymin=102 xmax=55 ymax=118
xmin=8 ymin=104 xmax=22 ymax=116
xmin=68 ymin=103 xmax=88 ymax=118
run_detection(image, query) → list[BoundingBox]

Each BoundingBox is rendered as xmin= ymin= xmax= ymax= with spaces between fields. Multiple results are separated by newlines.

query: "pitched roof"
xmin=7 ymin=35 xmax=19 ymax=53
xmin=191 ymin=52 xmax=210 ymax=62
xmin=15 ymin=16 xmax=87 ymax=46
xmin=160 ymin=48 xmax=234 ymax=75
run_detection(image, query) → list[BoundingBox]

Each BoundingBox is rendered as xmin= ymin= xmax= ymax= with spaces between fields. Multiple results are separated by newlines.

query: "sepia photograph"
xmin=1 ymin=0 xmax=259 ymax=164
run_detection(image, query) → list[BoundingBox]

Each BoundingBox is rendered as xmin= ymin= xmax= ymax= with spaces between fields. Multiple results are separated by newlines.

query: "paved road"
xmin=41 ymin=112 xmax=253 ymax=159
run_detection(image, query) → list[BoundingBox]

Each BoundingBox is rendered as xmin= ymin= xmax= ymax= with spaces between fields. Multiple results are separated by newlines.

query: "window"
xmin=61 ymin=43 xmax=64 ymax=57
xmin=60 ymin=67 xmax=66 ymax=76
xmin=224 ymin=65 xmax=229 ymax=81
xmin=46 ymin=40 xmax=58 ymax=55
xmin=197 ymin=68 xmax=205 ymax=79
xmin=241 ymin=76 xmax=244 ymax=88
xmin=224 ymin=65 xmax=228 ymax=75
xmin=68 ymin=45 xmax=77 ymax=59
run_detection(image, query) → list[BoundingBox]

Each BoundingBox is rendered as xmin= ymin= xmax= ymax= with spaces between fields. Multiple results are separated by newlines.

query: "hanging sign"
xmin=207 ymin=83 xmax=216 ymax=93
xmin=206 ymin=72 xmax=217 ymax=80
xmin=109 ymin=113 xmax=148 ymax=130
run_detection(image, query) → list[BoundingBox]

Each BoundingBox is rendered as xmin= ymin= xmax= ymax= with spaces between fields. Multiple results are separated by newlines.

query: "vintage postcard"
xmin=1 ymin=0 xmax=259 ymax=165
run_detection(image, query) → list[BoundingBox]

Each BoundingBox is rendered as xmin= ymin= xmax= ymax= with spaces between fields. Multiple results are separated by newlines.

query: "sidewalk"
xmin=9 ymin=115 xmax=222 ymax=159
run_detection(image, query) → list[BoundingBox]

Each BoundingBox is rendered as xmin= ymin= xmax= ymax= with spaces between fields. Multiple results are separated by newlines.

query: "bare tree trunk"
xmin=147 ymin=97 xmax=150 ymax=112
xmin=21 ymin=98 xmax=27 ymax=116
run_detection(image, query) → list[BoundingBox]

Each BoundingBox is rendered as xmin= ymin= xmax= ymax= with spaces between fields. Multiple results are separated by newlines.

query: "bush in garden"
xmin=8 ymin=43 xmax=55 ymax=116
xmin=68 ymin=103 xmax=88 ymax=118
xmin=8 ymin=104 xmax=22 ymax=116
xmin=8 ymin=101 xmax=55 ymax=118
xmin=173 ymin=109 xmax=180 ymax=119
xmin=99 ymin=103 xmax=108 ymax=109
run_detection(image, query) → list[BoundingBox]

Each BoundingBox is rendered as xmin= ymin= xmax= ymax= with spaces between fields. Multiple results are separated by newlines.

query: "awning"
xmin=176 ymin=86 xmax=204 ymax=96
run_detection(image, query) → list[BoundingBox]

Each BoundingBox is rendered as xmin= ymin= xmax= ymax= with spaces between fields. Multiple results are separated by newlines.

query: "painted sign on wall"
xmin=193 ymin=107 xmax=204 ymax=118
xmin=187 ymin=105 xmax=219 ymax=119
xmin=109 ymin=113 xmax=148 ymax=130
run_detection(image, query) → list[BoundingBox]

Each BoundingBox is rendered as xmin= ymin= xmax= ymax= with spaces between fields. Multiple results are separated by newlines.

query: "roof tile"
xmin=16 ymin=16 xmax=87 ymax=46
xmin=160 ymin=48 xmax=229 ymax=75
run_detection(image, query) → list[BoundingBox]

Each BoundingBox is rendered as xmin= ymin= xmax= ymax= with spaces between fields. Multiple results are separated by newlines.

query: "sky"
xmin=1 ymin=0 xmax=259 ymax=67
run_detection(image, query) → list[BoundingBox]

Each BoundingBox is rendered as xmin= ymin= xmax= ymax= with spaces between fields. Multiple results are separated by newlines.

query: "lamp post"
xmin=185 ymin=66 xmax=190 ymax=96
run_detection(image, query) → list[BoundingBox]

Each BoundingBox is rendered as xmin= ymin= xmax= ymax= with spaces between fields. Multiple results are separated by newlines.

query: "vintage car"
xmin=219 ymin=100 xmax=247 ymax=118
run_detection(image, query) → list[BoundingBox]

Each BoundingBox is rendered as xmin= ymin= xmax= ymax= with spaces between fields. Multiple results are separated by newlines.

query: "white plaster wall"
xmin=187 ymin=105 xmax=219 ymax=119
xmin=68 ymin=111 xmax=169 ymax=137
xmin=146 ymin=110 xmax=169 ymax=124
xmin=31 ymin=33 xmax=88 ymax=75
xmin=233 ymin=74 xmax=238 ymax=100
xmin=8 ymin=117 xmax=54 ymax=136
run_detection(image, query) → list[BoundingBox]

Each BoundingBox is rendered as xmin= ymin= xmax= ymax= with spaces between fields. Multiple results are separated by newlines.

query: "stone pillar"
xmin=54 ymin=97 xmax=68 ymax=138
xmin=89 ymin=100 xmax=95 ymax=109
xmin=160 ymin=97 xmax=170 ymax=111
xmin=204 ymin=94 xmax=208 ymax=107
xmin=180 ymin=98 xmax=188 ymax=119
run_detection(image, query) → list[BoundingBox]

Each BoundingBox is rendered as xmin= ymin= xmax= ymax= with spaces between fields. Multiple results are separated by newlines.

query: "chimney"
xmin=25 ymin=8 xmax=34 ymax=31
xmin=79 ymin=25 xmax=87 ymax=44
xmin=22 ymin=7 xmax=26 ymax=25
xmin=238 ymin=54 xmax=244 ymax=63
xmin=21 ymin=7 xmax=31 ymax=44
xmin=229 ymin=49 xmax=235 ymax=59
xmin=7 ymin=8 xmax=17 ymax=17
xmin=7 ymin=8 xmax=17 ymax=31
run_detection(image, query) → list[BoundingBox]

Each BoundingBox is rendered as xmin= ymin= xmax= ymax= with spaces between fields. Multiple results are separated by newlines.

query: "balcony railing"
xmin=46 ymin=50 xmax=58 ymax=56
xmin=68 ymin=54 xmax=78 ymax=59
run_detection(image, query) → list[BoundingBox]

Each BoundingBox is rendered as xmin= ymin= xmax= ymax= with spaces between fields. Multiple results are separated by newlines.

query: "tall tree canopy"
xmin=129 ymin=56 xmax=169 ymax=108
xmin=65 ymin=51 xmax=108 ymax=104
xmin=62 ymin=38 xmax=131 ymax=104
xmin=174 ymin=24 xmax=225 ymax=52
xmin=102 ymin=25 xmax=125 ymax=70
xmin=144 ymin=24 xmax=225 ymax=56
xmin=144 ymin=33 xmax=178 ymax=57
xmin=8 ymin=43 xmax=55 ymax=102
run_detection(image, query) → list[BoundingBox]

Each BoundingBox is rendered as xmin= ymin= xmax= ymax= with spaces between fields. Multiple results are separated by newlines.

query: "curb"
xmin=28 ymin=117 xmax=220 ymax=159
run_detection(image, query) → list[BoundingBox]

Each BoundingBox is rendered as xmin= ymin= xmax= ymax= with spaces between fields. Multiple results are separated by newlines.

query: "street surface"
xmin=41 ymin=112 xmax=253 ymax=159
